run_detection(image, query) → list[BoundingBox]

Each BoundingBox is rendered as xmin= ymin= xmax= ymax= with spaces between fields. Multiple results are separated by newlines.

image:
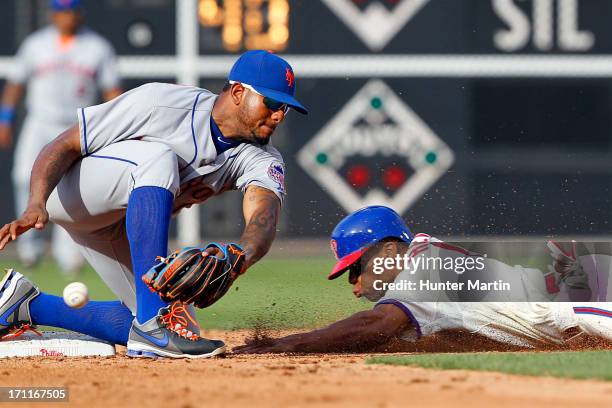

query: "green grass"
xmin=0 ymin=257 xmax=369 ymax=330
xmin=368 ymin=351 xmax=612 ymax=381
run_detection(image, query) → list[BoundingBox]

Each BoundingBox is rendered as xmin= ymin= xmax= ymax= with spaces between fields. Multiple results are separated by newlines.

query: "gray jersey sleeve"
xmin=77 ymin=83 xmax=156 ymax=155
xmin=8 ymin=38 xmax=33 ymax=84
xmin=234 ymin=146 xmax=286 ymax=203
xmin=96 ymin=40 xmax=120 ymax=91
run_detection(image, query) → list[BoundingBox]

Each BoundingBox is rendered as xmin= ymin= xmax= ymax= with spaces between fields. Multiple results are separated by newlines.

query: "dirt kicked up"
xmin=1 ymin=330 xmax=611 ymax=408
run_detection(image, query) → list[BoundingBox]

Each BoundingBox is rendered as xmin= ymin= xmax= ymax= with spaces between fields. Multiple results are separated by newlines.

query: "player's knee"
xmin=131 ymin=145 xmax=180 ymax=195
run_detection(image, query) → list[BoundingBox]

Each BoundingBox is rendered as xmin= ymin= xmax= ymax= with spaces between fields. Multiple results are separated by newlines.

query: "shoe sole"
xmin=126 ymin=350 xmax=160 ymax=359
xmin=126 ymin=341 xmax=227 ymax=359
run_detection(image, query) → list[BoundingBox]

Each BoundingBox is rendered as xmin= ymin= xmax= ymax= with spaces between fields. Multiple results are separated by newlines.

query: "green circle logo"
xmin=425 ymin=151 xmax=437 ymax=164
xmin=370 ymin=97 xmax=383 ymax=110
xmin=316 ymin=152 xmax=328 ymax=164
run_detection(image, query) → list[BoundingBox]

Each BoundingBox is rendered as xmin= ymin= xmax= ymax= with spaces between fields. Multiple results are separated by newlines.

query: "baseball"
xmin=62 ymin=282 xmax=89 ymax=309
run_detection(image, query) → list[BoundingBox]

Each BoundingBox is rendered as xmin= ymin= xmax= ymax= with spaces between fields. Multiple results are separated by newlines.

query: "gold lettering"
xmin=199 ymin=0 xmax=223 ymax=26
xmin=199 ymin=0 xmax=290 ymax=52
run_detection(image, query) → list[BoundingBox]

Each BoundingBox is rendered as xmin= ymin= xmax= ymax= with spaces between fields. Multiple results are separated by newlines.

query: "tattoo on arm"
xmin=240 ymin=186 xmax=280 ymax=268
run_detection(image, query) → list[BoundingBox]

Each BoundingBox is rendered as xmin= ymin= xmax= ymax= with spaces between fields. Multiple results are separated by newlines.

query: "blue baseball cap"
xmin=51 ymin=0 xmax=81 ymax=10
xmin=329 ymin=206 xmax=413 ymax=280
xmin=228 ymin=50 xmax=308 ymax=115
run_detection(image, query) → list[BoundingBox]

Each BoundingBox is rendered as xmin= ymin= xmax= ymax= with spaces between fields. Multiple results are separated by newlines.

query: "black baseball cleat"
xmin=126 ymin=302 xmax=225 ymax=359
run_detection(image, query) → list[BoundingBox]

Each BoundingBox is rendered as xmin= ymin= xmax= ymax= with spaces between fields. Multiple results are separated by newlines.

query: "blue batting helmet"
xmin=328 ymin=206 xmax=413 ymax=280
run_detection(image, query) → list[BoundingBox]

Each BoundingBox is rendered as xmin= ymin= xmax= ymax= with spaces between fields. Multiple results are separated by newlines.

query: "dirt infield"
xmin=2 ymin=330 xmax=612 ymax=408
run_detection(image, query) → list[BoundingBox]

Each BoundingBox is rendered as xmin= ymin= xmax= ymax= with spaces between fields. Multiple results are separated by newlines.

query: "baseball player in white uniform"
xmin=0 ymin=0 xmax=121 ymax=272
xmin=0 ymin=49 xmax=308 ymax=358
xmin=235 ymin=206 xmax=612 ymax=354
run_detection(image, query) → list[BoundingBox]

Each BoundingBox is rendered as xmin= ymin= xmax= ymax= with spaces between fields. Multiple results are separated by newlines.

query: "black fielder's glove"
xmin=143 ymin=243 xmax=246 ymax=308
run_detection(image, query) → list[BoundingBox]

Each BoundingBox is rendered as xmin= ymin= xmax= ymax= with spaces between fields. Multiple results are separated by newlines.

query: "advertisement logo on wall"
xmin=320 ymin=0 xmax=430 ymax=51
xmin=297 ymin=80 xmax=454 ymax=215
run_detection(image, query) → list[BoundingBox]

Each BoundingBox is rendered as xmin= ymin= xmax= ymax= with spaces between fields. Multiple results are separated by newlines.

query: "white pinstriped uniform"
xmin=377 ymin=234 xmax=612 ymax=347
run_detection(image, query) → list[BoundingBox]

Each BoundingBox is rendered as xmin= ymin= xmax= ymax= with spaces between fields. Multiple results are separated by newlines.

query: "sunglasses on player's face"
xmin=346 ymin=245 xmax=380 ymax=284
xmin=231 ymin=81 xmax=290 ymax=114
xmin=348 ymin=262 xmax=362 ymax=285
xmin=263 ymin=96 xmax=290 ymax=114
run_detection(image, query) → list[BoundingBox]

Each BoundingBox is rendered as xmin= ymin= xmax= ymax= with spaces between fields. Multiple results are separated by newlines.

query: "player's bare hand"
xmin=0 ymin=203 xmax=48 ymax=250
xmin=0 ymin=124 xmax=12 ymax=149
xmin=202 ymin=243 xmax=248 ymax=280
xmin=202 ymin=245 xmax=223 ymax=257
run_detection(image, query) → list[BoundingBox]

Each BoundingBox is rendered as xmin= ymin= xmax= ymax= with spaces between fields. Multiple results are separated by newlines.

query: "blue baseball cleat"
xmin=0 ymin=269 xmax=41 ymax=340
xmin=127 ymin=302 xmax=226 ymax=359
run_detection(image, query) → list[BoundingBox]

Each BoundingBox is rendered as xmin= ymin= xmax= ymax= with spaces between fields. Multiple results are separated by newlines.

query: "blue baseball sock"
xmin=126 ymin=186 xmax=174 ymax=324
xmin=29 ymin=293 xmax=133 ymax=345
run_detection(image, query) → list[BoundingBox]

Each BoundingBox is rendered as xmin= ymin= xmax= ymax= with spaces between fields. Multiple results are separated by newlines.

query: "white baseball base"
xmin=0 ymin=331 xmax=115 ymax=358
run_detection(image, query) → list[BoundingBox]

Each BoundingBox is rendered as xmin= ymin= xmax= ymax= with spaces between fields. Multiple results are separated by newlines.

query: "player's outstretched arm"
xmin=0 ymin=125 xmax=81 ymax=249
xmin=239 ymin=185 xmax=281 ymax=269
xmin=233 ymin=304 xmax=411 ymax=354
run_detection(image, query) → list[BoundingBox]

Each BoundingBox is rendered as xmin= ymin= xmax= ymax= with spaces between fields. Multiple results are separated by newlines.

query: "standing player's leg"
xmin=10 ymin=117 xmax=46 ymax=267
xmin=10 ymin=118 xmax=85 ymax=273
xmin=51 ymin=225 xmax=85 ymax=275
xmin=577 ymin=254 xmax=611 ymax=301
xmin=11 ymin=178 xmax=44 ymax=266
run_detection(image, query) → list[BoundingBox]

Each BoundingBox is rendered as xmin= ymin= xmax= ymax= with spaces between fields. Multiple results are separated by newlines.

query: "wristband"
xmin=0 ymin=107 xmax=15 ymax=124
